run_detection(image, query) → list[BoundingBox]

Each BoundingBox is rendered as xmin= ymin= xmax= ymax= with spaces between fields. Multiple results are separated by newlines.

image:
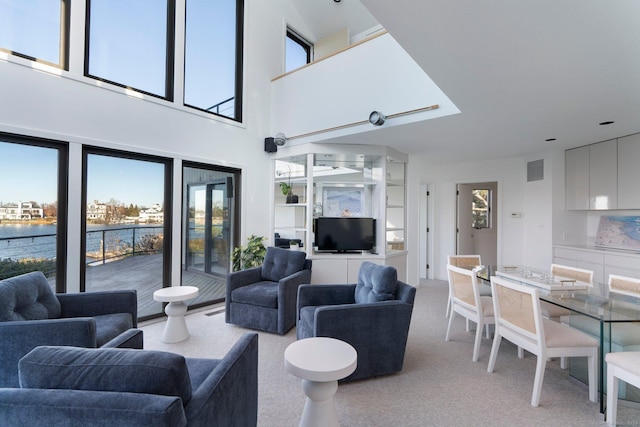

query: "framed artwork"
xmin=594 ymin=216 xmax=640 ymax=251
xmin=322 ymin=187 xmax=364 ymax=217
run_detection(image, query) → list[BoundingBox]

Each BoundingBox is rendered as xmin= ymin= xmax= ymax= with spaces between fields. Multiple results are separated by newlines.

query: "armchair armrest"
xmin=0 ymin=318 xmax=97 ymax=387
xmin=57 ymin=290 xmax=138 ymax=327
xmin=297 ymin=284 xmax=356 ymax=312
xmin=312 ymin=300 xmax=414 ymax=380
xmin=226 ymin=267 xmax=262 ymax=293
xmin=0 ymin=389 xmax=187 ymax=427
xmin=277 ymin=268 xmax=312 ymax=335
xmin=184 ymin=333 xmax=258 ymax=426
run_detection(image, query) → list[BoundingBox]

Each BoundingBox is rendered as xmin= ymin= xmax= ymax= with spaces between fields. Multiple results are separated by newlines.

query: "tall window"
xmin=286 ymin=28 xmax=312 ymax=73
xmin=184 ymin=0 xmax=243 ymax=120
xmin=85 ymin=0 xmax=175 ymax=99
xmin=0 ymin=0 xmax=69 ymax=68
xmin=82 ymin=148 xmax=172 ymax=320
xmin=0 ymin=134 xmax=68 ymax=290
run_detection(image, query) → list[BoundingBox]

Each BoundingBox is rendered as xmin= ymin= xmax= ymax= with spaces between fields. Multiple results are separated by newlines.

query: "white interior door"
xmin=456 ymin=182 xmax=498 ymax=265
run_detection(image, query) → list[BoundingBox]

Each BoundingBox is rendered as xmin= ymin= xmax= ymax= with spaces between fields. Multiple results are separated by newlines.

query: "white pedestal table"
xmin=153 ymin=286 xmax=199 ymax=343
xmin=284 ymin=337 xmax=357 ymax=427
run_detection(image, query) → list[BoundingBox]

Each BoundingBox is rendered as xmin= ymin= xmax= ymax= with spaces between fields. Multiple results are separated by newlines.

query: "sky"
xmin=0 ymin=142 xmax=164 ymax=208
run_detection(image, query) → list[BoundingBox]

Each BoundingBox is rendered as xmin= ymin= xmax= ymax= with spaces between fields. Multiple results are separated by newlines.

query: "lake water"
xmin=0 ymin=223 xmax=163 ymax=261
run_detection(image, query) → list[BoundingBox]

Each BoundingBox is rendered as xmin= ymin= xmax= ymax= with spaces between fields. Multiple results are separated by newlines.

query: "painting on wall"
xmin=322 ymin=187 xmax=364 ymax=217
xmin=594 ymin=216 xmax=640 ymax=251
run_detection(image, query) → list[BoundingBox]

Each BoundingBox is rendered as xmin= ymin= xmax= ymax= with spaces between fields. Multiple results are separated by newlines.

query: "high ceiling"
xmin=293 ymin=0 xmax=640 ymax=164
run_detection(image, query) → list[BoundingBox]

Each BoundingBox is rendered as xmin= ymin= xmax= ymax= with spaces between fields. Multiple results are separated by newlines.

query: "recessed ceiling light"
xmin=599 ymin=121 xmax=614 ymax=125
xmin=545 ymin=138 xmax=557 ymax=142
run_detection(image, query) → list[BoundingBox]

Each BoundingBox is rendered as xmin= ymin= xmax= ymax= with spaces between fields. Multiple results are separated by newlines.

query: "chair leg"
xmin=560 ymin=356 xmax=567 ymax=369
xmin=446 ymin=293 xmax=451 ymax=318
xmin=485 ymin=323 xmax=491 ymax=339
xmin=531 ymin=355 xmax=547 ymax=407
xmin=445 ymin=311 xmax=455 ymax=341
xmin=473 ymin=321 xmax=483 ymax=362
xmin=466 ymin=318 xmax=470 ymax=332
xmin=518 ymin=346 xmax=524 ymax=359
xmin=607 ymin=366 xmax=619 ymax=425
xmin=587 ymin=352 xmax=597 ymax=403
xmin=487 ymin=334 xmax=502 ymax=373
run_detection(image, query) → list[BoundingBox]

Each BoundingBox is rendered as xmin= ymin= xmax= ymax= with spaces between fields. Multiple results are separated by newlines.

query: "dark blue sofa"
xmin=0 ymin=333 xmax=258 ymax=426
xmin=297 ymin=262 xmax=416 ymax=381
xmin=226 ymin=246 xmax=312 ymax=334
xmin=0 ymin=271 xmax=142 ymax=388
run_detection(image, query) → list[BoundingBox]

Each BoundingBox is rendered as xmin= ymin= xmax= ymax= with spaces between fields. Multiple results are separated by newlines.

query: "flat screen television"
xmin=314 ymin=217 xmax=376 ymax=253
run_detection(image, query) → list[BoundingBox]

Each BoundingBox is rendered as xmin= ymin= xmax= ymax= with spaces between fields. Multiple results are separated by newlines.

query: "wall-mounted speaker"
xmin=264 ymin=137 xmax=277 ymax=153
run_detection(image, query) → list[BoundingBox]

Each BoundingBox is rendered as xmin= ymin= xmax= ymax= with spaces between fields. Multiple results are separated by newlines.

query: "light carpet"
xmin=141 ymin=280 xmax=640 ymax=426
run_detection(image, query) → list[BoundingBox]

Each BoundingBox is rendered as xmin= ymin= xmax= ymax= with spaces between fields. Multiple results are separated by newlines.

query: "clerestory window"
xmin=286 ymin=28 xmax=312 ymax=73
xmin=0 ymin=0 xmax=70 ymax=69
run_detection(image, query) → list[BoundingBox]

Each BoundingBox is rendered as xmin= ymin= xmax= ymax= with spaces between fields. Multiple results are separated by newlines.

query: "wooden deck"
xmin=85 ymin=253 xmax=226 ymax=319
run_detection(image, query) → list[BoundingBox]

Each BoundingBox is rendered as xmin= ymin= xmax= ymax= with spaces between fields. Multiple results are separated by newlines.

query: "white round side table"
xmin=153 ymin=286 xmax=199 ymax=343
xmin=284 ymin=337 xmax=357 ymax=427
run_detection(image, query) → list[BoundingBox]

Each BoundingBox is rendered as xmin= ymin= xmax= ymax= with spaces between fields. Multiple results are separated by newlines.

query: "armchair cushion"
xmin=261 ymin=247 xmax=306 ymax=282
xmin=19 ymin=346 xmax=193 ymax=405
xmin=0 ymin=271 xmax=61 ymax=321
xmin=230 ymin=282 xmax=279 ymax=308
xmin=354 ymin=262 xmax=398 ymax=304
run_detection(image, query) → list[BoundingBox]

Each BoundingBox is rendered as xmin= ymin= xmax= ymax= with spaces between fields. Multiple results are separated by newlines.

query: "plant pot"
xmin=286 ymin=194 xmax=299 ymax=204
xmin=289 ymin=244 xmax=299 ymax=251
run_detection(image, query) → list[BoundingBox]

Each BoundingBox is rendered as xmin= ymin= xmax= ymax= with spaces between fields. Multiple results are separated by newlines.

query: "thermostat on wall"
xmin=511 ymin=212 xmax=522 ymax=218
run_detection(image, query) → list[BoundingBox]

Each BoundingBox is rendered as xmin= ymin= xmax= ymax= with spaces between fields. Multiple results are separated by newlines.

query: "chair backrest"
xmin=446 ymin=264 xmax=482 ymax=310
xmin=447 ymin=254 xmax=482 ymax=267
xmin=608 ymin=274 xmax=640 ymax=298
xmin=354 ymin=262 xmax=398 ymax=304
xmin=550 ymin=264 xmax=593 ymax=285
xmin=490 ymin=275 xmax=543 ymax=352
xmin=0 ymin=271 xmax=61 ymax=322
xmin=261 ymin=246 xmax=308 ymax=282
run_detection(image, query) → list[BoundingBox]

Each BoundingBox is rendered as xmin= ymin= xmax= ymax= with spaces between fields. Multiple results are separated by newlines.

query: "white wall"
xmin=407 ymin=154 xmax=528 ymax=282
xmin=0 ymin=0 xmax=307 ymax=289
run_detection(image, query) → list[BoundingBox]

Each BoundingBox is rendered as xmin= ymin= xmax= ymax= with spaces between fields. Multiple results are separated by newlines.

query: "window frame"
xmin=80 ymin=146 xmax=173 ymax=304
xmin=182 ymin=0 xmax=244 ymax=122
xmin=286 ymin=27 xmax=313 ymax=72
xmin=0 ymin=132 xmax=69 ymax=291
xmin=83 ymin=0 xmax=176 ymax=101
xmin=472 ymin=188 xmax=491 ymax=229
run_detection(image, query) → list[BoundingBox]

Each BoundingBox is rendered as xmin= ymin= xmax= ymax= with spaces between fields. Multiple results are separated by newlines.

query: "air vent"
xmin=527 ymin=159 xmax=544 ymax=182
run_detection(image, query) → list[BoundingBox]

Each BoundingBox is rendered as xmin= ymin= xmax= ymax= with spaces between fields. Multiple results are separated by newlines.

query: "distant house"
xmin=87 ymin=201 xmax=108 ymax=221
xmin=139 ymin=204 xmax=163 ymax=223
xmin=0 ymin=202 xmax=43 ymax=220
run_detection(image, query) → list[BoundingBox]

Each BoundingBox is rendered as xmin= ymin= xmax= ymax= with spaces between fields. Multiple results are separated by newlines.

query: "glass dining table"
xmin=470 ymin=265 xmax=640 ymax=414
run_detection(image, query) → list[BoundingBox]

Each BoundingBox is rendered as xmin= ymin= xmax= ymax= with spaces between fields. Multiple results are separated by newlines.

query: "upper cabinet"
xmin=588 ymin=139 xmax=617 ymax=210
xmin=565 ymin=145 xmax=590 ymax=210
xmin=565 ymin=133 xmax=640 ymax=210
xmin=617 ymin=134 xmax=640 ymax=209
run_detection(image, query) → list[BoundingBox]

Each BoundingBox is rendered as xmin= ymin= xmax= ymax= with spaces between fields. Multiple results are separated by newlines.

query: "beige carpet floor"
xmin=140 ymin=279 xmax=640 ymax=426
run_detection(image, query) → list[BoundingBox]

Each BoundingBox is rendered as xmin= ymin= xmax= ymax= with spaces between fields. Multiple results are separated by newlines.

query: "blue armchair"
xmin=226 ymin=246 xmax=312 ymax=334
xmin=0 ymin=333 xmax=258 ymax=427
xmin=297 ymin=262 xmax=416 ymax=381
xmin=0 ymin=271 xmax=142 ymax=388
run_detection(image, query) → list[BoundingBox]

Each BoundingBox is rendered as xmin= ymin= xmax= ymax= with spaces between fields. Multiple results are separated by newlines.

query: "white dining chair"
xmin=606 ymin=351 xmax=640 ymax=425
xmin=487 ymin=275 xmax=598 ymax=407
xmin=608 ymin=274 xmax=640 ymax=298
xmin=445 ymin=255 xmax=483 ymax=319
xmin=445 ymin=264 xmax=494 ymax=362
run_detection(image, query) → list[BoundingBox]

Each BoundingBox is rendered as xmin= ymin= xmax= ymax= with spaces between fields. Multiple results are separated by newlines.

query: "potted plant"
xmin=279 ymin=181 xmax=298 ymax=204
xmin=231 ymin=235 xmax=266 ymax=271
xmin=289 ymin=240 xmax=299 ymax=251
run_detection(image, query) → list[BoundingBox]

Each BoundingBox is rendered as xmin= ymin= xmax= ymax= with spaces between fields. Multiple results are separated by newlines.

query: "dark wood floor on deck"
xmin=85 ymin=253 xmax=225 ymax=318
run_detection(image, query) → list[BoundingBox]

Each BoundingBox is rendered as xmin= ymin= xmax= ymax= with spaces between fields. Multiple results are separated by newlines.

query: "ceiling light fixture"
xmin=369 ymin=111 xmax=386 ymax=126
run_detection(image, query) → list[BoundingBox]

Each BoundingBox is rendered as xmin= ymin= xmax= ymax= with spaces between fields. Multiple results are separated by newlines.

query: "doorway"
xmin=186 ymin=180 xmax=233 ymax=276
xmin=456 ymin=182 xmax=497 ymax=265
